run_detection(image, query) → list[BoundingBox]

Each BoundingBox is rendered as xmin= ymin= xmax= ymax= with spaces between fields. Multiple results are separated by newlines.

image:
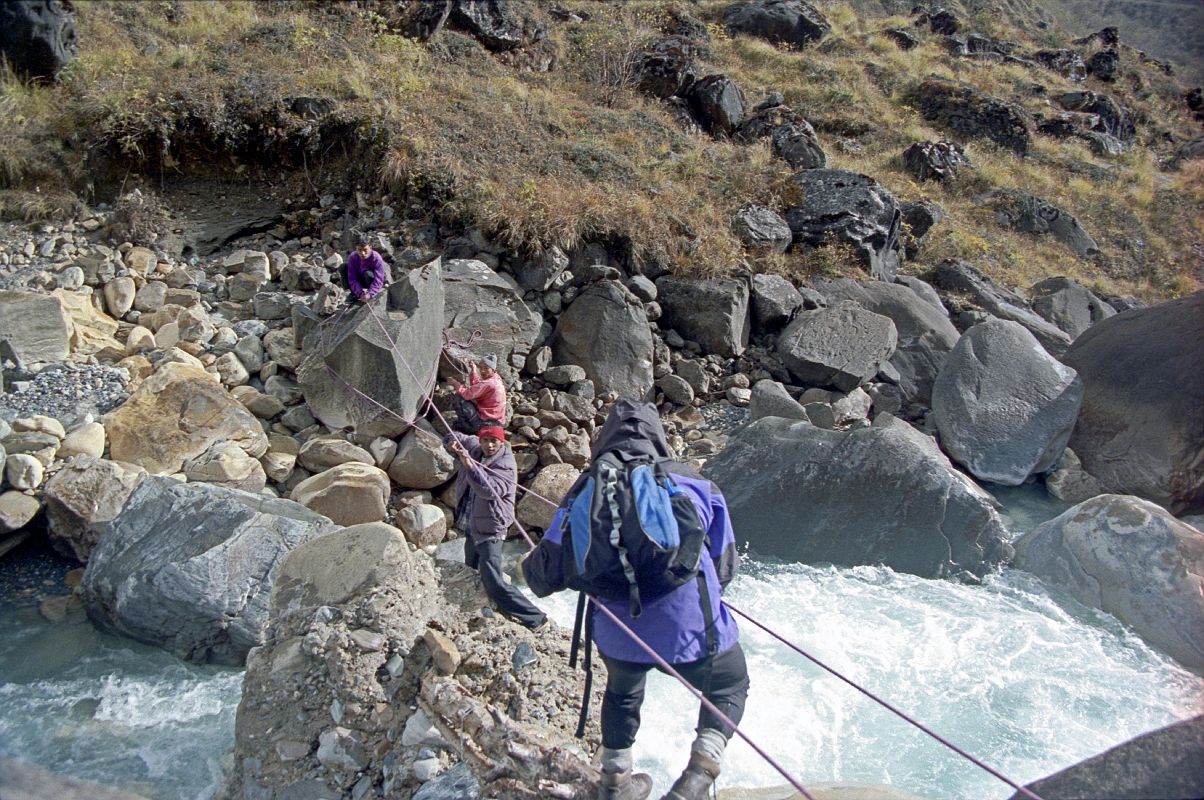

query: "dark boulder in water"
xmin=705 ymin=415 xmax=1012 ymax=579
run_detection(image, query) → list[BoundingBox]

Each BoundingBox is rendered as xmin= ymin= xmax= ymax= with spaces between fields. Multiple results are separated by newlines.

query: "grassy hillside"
xmin=1 ymin=0 xmax=1200 ymax=300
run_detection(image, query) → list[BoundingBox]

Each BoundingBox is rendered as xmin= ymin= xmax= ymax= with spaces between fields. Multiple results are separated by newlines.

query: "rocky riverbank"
xmin=0 ymin=176 xmax=1200 ymax=796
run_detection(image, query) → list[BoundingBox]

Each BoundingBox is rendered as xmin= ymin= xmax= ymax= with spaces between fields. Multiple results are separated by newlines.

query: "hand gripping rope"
xmin=311 ymin=298 xmax=1044 ymax=800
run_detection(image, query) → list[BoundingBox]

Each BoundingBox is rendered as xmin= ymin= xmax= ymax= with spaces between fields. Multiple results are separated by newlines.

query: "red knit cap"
xmin=477 ymin=426 xmax=506 ymax=442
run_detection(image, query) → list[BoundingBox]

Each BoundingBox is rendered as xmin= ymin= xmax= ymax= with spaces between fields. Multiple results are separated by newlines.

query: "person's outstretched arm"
xmin=522 ymin=507 xmax=567 ymax=597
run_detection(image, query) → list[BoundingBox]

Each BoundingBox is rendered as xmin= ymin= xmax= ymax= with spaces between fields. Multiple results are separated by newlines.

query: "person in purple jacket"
xmin=342 ymin=236 xmax=391 ymax=303
xmin=523 ymin=400 xmax=748 ymax=800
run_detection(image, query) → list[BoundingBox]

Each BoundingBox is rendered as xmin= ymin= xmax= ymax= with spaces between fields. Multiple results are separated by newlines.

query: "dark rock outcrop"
xmin=777 ymin=301 xmax=897 ymax=392
xmin=723 ymin=0 xmax=830 ymax=49
xmin=885 ymin=28 xmax=920 ymax=50
xmin=784 ymin=169 xmax=904 ymax=281
xmin=1029 ymin=276 xmax=1115 ymax=340
xmin=687 ymin=74 xmax=746 ymax=136
xmin=932 ymin=319 xmax=1083 ymax=485
xmin=899 ymin=200 xmax=945 ymax=259
xmin=657 ymin=276 xmax=751 ymax=357
xmin=1014 ymin=495 xmax=1204 ymax=670
xmin=1032 ymin=49 xmax=1087 ymax=81
xmin=705 ymin=415 xmax=1012 ymax=579
xmin=298 ymin=259 xmax=446 ymax=439
xmin=0 ymin=0 xmax=77 ymax=81
xmin=908 ymin=77 xmax=1032 ymax=156
xmin=1057 ymin=91 xmax=1135 ymax=145
xmin=1063 ymin=291 xmax=1204 ymax=515
xmin=550 ymin=280 xmax=654 ymax=400
xmin=1086 ymin=48 xmax=1120 ymax=82
xmin=638 ymin=35 xmax=703 ymax=99
xmin=933 ymin=260 xmax=1072 ymax=356
xmin=1007 ymin=715 xmax=1204 ymax=800
xmin=902 ymin=140 xmax=970 ymax=182
xmin=81 ymin=477 xmax=338 ymax=665
xmin=993 ymin=191 xmax=1099 ymax=259
xmin=735 ymin=103 xmax=827 ymax=170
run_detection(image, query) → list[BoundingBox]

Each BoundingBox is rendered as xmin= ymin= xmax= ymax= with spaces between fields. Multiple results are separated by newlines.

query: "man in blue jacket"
xmin=444 ymin=426 xmax=547 ymax=630
xmin=523 ymin=400 xmax=749 ymax=800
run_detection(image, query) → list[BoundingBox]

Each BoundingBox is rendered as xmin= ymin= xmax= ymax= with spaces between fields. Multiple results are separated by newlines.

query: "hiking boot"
xmin=596 ymin=768 xmax=653 ymax=800
xmin=660 ymin=752 xmax=721 ymax=800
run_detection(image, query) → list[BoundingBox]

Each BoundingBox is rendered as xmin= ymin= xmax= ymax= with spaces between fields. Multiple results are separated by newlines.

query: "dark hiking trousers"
xmin=453 ymin=394 xmax=503 ymax=434
xmin=599 ymin=643 xmax=750 ymax=749
xmin=464 ymin=537 xmax=546 ymax=629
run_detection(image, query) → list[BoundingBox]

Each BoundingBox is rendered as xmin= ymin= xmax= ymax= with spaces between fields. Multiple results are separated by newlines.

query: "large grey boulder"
xmin=298 ymin=259 xmax=445 ymax=438
xmin=777 ymin=301 xmax=897 ymax=391
xmin=442 ymin=258 xmax=542 ymax=374
xmin=704 ymin=416 xmax=1012 ymax=578
xmin=933 ymin=260 xmax=1072 ymax=356
xmin=0 ymin=290 xmax=70 ymax=366
xmin=1013 ymin=495 xmax=1204 ymax=670
xmin=817 ymin=279 xmax=959 ymax=405
xmin=1063 ymin=291 xmax=1204 ymax=515
xmin=723 ymin=0 xmax=830 ymax=48
xmin=1029 ymin=276 xmax=1115 ymax=340
xmin=908 ymin=77 xmax=1032 ymax=156
xmin=550 ymin=280 xmax=654 ymax=400
xmin=933 ymin=319 xmax=1082 ymax=485
xmin=784 ymin=170 xmax=904 ymax=281
xmin=80 ymin=477 xmax=338 ymax=665
xmin=656 ymin=276 xmax=750 ymax=357
xmin=1007 ymin=715 xmax=1204 ymax=800
xmin=511 ymin=246 xmax=568 ymax=292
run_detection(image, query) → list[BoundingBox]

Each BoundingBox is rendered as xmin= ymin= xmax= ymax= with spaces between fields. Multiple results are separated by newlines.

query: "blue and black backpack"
xmin=559 ymin=450 xmax=710 ymax=736
xmin=561 ymin=450 xmax=708 ymax=618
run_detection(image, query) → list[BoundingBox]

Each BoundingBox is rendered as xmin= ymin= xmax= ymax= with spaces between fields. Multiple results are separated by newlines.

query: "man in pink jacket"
xmin=451 ymin=353 xmax=506 ymax=434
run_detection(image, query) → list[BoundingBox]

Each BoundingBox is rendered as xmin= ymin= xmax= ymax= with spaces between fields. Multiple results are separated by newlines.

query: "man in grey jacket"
xmin=443 ymin=426 xmax=547 ymax=630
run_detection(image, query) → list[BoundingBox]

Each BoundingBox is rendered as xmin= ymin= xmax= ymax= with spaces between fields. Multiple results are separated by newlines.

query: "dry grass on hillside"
xmin=0 ymin=0 xmax=1199 ymax=299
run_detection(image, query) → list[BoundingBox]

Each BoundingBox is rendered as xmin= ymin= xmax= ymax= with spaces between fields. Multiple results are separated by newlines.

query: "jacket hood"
xmin=590 ymin=399 xmax=673 ymax=462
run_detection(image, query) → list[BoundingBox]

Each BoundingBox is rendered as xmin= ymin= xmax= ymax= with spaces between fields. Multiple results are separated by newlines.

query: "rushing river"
xmin=1 ymin=486 xmax=1201 ymax=799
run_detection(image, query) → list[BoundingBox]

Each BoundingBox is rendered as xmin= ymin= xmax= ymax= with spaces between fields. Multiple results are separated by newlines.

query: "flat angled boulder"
xmin=0 ymin=290 xmax=70 ymax=366
xmin=704 ymin=415 xmax=1011 ymax=578
xmin=290 ymin=462 xmax=390 ymax=527
xmin=299 ymin=258 xmax=445 ymax=438
xmin=817 ymin=278 xmax=959 ymax=405
xmin=777 ymin=301 xmax=897 ymax=392
xmin=104 ymin=361 xmax=268 ymax=475
xmin=1008 ymin=715 xmax=1204 ymax=800
xmin=933 ymin=260 xmax=1071 ymax=356
xmin=80 ymin=477 xmax=338 ymax=665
